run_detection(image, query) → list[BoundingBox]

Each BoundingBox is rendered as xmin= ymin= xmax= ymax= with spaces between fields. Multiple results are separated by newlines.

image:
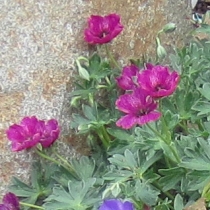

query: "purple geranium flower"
xmin=137 ymin=64 xmax=180 ymax=98
xmin=99 ymin=199 xmax=134 ymax=210
xmin=116 ymin=65 xmax=140 ymax=91
xmin=6 ymin=116 xmax=60 ymax=151
xmin=116 ymin=88 xmax=161 ymax=129
xmin=84 ymin=14 xmax=123 ymax=44
xmin=0 ymin=192 xmax=20 ymax=210
xmin=39 ymin=119 xmax=60 ymax=148
xmin=6 ymin=116 xmax=42 ymax=151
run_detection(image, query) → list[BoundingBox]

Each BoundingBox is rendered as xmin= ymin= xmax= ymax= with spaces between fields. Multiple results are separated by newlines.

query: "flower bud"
xmin=162 ymin=23 xmax=176 ymax=33
xmin=157 ymin=44 xmax=167 ymax=59
xmin=70 ymin=96 xmax=81 ymax=107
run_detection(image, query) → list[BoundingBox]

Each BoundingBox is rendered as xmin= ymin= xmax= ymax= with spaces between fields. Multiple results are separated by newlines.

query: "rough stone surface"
xmin=0 ymin=0 xmax=194 ymax=195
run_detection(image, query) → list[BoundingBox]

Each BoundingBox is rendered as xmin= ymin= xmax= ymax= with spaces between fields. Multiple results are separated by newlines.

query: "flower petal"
xmin=40 ymin=119 xmax=60 ymax=148
xmin=116 ymin=65 xmax=140 ymax=90
xmin=6 ymin=125 xmax=26 ymax=142
xmin=116 ymin=114 xmax=138 ymax=129
xmin=116 ymin=93 xmax=141 ymax=114
xmin=137 ymin=64 xmax=180 ymax=98
xmin=84 ymin=13 xmax=123 ymax=44
xmin=2 ymin=192 xmax=20 ymax=210
xmin=99 ymin=199 xmax=134 ymax=210
xmin=137 ymin=111 xmax=161 ymax=125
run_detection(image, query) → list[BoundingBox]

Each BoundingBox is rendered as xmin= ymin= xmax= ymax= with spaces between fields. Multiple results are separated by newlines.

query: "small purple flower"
xmin=137 ymin=64 xmax=180 ymax=98
xmin=84 ymin=14 xmax=123 ymax=44
xmin=6 ymin=116 xmax=42 ymax=151
xmin=6 ymin=116 xmax=60 ymax=151
xmin=39 ymin=119 xmax=60 ymax=148
xmin=116 ymin=88 xmax=161 ymax=129
xmin=99 ymin=199 xmax=134 ymax=210
xmin=116 ymin=65 xmax=140 ymax=91
xmin=0 ymin=192 xmax=20 ymax=210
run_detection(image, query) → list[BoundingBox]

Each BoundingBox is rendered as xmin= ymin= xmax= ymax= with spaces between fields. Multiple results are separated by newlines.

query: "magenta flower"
xmin=0 ymin=192 xmax=20 ymax=210
xmin=6 ymin=116 xmax=42 ymax=151
xmin=39 ymin=119 xmax=60 ymax=148
xmin=116 ymin=65 xmax=140 ymax=91
xmin=137 ymin=64 xmax=179 ymax=98
xmin=84 ymin=14 xmax=123 ymax=44
xmin=6 ymin=116 xmax=60 ymax=151
xmin=116 ymin=88 xmax=161 ymax=129
xmin=99 ymin=199 xmax=134 ymax=210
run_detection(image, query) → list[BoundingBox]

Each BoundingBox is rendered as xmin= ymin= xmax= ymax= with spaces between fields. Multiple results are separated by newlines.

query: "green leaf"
xmin=76 ymin=60 xmax=90 ymax=81
xmin=195 ymin=24 xmax=210 ymax=34
xmin=124 ymin=149 xmax=138 ymax=169
xmin=174 ymin=194 xmax=184 ymax=210
xmin=155 ymin=204 xmax=170 ymax=210
xmin=71 ymin=156 xmax=95 ymax=180
xmin=103 ymin=170 xmax=133 ymax=182
xmin=107 ymin=128 xmax=135 ymax=142
xmin=135 ymin=180 xmax=159 ymax=206
xmin=198 ymin=138 xmax=210 ymax=160
xmin=198 ymin=83 xmax=210 ymax=100
xmin=108 ymin=149 xmax=138 ymax=170
xmin=44 ymin=178 xmax=99 ymax=210
xmin=82 ymin=105 xmax=97 ymax=121
xmin=163 ymin=110 xmax=179 ymax=130
xmin=169 ymin=53 xmax=182 ymax=74
xmin=192 ymin=101 xmax=210 ymax=116
xmin=159 ymin=167 xmax=185 ymax=191
xmin=159 ymin=141 xmax=178 ymax=162
xmin=102 ymin=182 xmax=121 ymax=198
xmin=179 ymin=159 xmax=210 ymax=171
xmin=141 ymin=151 xmax=163 ymax=174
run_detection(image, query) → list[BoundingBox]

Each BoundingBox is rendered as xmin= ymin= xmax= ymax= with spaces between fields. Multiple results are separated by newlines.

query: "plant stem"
xmin=20 ymin=202 xmax=44 ymax=209
xmin=152 ymin=182 xmax=174 ymax=201
xmin=97 ymin=128 xmax=109 ymax=149
xmin=101 ymin=125 xmax=111 ymax=146
xmin=53 ymin=151 xmax=79 ymax=179
xmin=164 ymin=156 xmax=171 ymax=168
xmin=178 ymin=122 xmax=188 ymax=134
xmin=146 ymin=123 xmax=166 ymax=142
xmin=105 ymin=44 xmax=121 ymax=70
xmin=159 ymin=101 xmax=171 ymax=144
xmin=35 ymin=149 xmax=61 ymax=166
xmin=35 ymin=149 xmax=79 ymax=179
xmin=146 ymin=124 xmax=181 ymax=163
xmin=131 ymin=197 xmax=144 ymax=209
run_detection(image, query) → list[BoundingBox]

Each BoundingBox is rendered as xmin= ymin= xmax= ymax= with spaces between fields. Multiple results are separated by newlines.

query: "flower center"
xmin=138 ymin=108 xmax=148 ymax=116
xmin=155 ymin=84 xmax=165 ymax=91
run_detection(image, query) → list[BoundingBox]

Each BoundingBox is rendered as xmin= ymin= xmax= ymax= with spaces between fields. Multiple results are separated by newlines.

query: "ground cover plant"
xmin=2 ymin=13 xmax=210 ymax=210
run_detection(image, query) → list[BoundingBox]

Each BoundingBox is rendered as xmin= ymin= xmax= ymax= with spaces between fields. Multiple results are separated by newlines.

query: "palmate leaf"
xmin=109 ymin=149 xmax=162 ymax=175
xmin=103 ymin=168 xmax=133 ymax=182
xmin=107 ymin=128 xmax=135 ymax=142
xmin=174 ymin=194 xmax=184 ymax=210
xmin=88 ymin=53 xmax=111 ymax=80
xmin=179 ymin=138 xmax=210 ymax=171
xmin=108 ymin=149 xmax=137 ymax=170
xmin=71 ymin=156 xmax=96 ymax=180
xmin=135 ymin=180 xmax=159 ymax=206
xmin=43 ymin=178 xmax=100 ymax=210
xmin=9 ymin=177 xmax=38 ymax=197
xmin=9 ymin=161 xmax=57 ymax=209
xmin=159 ymin=167 xmax=185 ymax=191
xmin=180 ymin=159 xmax=210 ymax=171
xmin=185 ymin=170 xmax=210 ymax=192
xmin=197 ymin=83 xmax=210 ymax=101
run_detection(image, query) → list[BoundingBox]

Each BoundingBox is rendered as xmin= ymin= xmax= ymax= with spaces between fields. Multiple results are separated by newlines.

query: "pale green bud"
xmin=157 ymin=44 xmax=167 ymax=59
xmin=156 ymin=37 xmax=167 ymax=59
xmin=162 ymin=23 xmax=176 ymax=33
xmin=70 ymin=96 xmax=81 ymax=107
